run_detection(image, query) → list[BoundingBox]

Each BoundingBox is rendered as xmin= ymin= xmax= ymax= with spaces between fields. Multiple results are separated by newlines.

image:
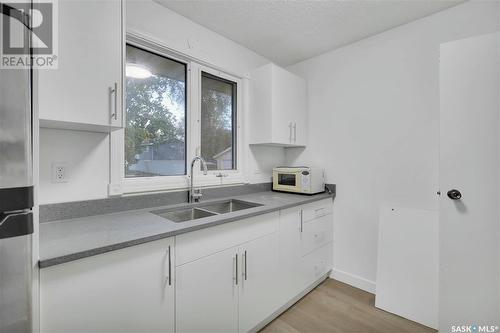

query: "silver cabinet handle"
xmin=168 ymin=245 xmax=172 ymax=286
xmin=288 ymin=122 xmax=293 ymax=143
xmin=300 ymin=209 xmax=304 ymax=232
xmin=243 ymin=250 xmax=247 ymax=281
xmin=293 ymin=123 xmax=297 ymax=143
xmin=109 ymin=82 xmax=118 ymax=121
xmin=233 ymin=254 xmax=239 ymax=285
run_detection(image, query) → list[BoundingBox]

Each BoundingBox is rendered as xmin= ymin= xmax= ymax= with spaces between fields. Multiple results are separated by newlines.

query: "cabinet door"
xmin=292 ymin=83 xmax=307 ymax=146
xmin=38 ymin=0 xmax=122 ymax=127
xmin=271 ymin=65 xmax=307 ymax=146
xmin=278 ymin=208 xmax=310 ymax=304
xmin=239 ymin=233 xmax=280 ymax=333
xmin=271 ymin=68 xmax=295 ymax=145
xmin=176 ymin=247 xmax=239 ymax=333
xmin=40 ymin=238 xmax=175 ymax=333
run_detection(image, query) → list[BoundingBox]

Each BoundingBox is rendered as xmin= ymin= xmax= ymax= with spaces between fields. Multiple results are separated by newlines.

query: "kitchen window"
xmin=124 ymin=44 xmax=187 ymax=178
xmin=115 ymin=37 xmax=243 ymax=194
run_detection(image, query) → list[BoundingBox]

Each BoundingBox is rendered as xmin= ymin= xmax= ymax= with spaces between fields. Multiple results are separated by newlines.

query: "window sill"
xmin=121 ymin=174 xmax=248 ymax=195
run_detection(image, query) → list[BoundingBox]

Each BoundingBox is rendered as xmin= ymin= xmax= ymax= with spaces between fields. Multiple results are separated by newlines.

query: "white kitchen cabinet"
xmin=239 ymin=233 xmax=280 ymax=333
xmin=250 ymin=63 xmax=307 ymax=147
xmin=176 ymin=212 xmax=280 ymax=333
xmin=40 ymin=237 xmax=175 ymax=333
xmin=176 ymin=232 xmax=281 ymax=333
xmin=278 ymin=199 xmax=333 ymax=305
xmin=38 ymin=0 xmax=123 ymax=132
xmin=176 ymin=246 xmax=239 ymax=333
xmin=278 ymin=207 xmax=311 ymax=302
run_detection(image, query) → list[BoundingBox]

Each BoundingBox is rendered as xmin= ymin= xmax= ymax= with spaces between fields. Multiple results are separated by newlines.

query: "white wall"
xmin=287 ymin=0 xmax=500 ymax=291
xmin=39 ymin=129 xmax=110 ymax=203
xmin=39 ymin=0 xmax=284 ymax=204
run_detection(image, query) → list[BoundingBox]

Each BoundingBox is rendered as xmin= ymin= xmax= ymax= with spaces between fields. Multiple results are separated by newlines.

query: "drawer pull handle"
xmin=300 ymin=210 xmax=304 ymax=232
xmin=243 ymin=250 xmax=247 ymax=281
xmin=167 ymin=246 xmax=172 ymax=286
xmin=233 ymin=254 xmax=239 ymax=285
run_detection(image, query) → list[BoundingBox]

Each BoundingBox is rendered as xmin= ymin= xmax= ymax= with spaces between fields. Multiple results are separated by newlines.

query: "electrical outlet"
xmin=51 ymin=163 xmax=68 ymax=183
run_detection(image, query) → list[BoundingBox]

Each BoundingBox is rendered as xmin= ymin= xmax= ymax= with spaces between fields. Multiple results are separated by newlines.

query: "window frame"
xmin=120 ymin=38 xmax=193 ymax=193
xmin=112 ymin=34 xmax=245 ymax=195
xmin=193 ymin=64 xmax=243 ymax=186
xmin=188 ymin=63 xmax=244 ymax=186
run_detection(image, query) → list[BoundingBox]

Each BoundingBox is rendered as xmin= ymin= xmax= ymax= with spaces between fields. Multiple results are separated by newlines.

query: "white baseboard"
xmin=330 ymin=268 xmax=376 ymax=294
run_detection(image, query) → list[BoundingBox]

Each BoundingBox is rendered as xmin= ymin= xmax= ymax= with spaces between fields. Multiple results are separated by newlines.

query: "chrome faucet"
xmin=189 ymin=156 xmax=208 ymax=203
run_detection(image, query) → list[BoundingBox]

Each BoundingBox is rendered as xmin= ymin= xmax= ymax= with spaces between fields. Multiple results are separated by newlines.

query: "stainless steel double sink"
xmin=151 ymin=199 xmax=263 ymax=223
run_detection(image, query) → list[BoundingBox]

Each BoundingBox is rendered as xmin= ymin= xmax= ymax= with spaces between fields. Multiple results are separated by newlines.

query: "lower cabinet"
xmin=175 ymin=232 xmax=280 ymax=333
xmin=279 ymin=199 xmax=334 ymax=305
xmin=40 ymin=237 xmax=175 ymax=333
xmin=278 ymin=208 xmax=310 ymax=302
xmin=175 ymin=246 xmax=239 ymax=333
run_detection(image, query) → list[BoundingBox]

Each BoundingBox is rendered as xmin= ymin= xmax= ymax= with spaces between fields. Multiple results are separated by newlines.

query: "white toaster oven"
xmin=272 ymin=167 xmax=325 ymax=194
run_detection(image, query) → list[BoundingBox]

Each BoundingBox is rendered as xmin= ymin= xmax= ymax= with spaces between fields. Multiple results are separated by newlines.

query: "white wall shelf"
xmin=39 ymin=119 xmax=122 ymax=134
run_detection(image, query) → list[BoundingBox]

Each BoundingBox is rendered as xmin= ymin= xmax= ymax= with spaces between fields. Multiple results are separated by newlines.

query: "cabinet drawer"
xmin=176 ymin=212 xmax=278 ymax=266
xmin=304 ymin=242 xmax=333 ymax=281
xmin=301 ymin=199 xmax=333 ymax=222
xmin=301 ymin=214 xmax=333 ymax=256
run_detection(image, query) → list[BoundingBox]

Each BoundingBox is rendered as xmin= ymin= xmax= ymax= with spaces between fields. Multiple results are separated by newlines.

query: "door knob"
xmin=447 ymin=189 xmax=462 ymax=200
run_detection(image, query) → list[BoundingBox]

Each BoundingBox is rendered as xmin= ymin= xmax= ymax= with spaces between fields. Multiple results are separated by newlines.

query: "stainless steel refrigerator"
xmin=0 ymin=2 xmax=34 ymax=332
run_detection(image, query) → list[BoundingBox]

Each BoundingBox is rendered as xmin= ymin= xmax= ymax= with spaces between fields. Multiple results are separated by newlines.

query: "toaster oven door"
xmin=273 ymin=171 xmax=302 ymax=193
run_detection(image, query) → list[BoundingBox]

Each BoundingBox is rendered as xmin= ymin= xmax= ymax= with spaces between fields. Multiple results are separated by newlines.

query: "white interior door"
xmin=439 ymin=32 xmax=500 ymax=331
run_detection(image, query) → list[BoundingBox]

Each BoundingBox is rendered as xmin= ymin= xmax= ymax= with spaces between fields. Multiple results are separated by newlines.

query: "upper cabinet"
xmin=38 ymin=0 xmax=123 ymax=132
xmin=250 ymin=63 xmax=307 ymax=147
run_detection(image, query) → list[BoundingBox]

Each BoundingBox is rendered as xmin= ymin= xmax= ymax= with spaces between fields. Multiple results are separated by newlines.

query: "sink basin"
xmin=151 ymin=199 xmax=262 ymax=223
xmin=199 ymin=199 xmax=263 ymax=214
xmin=152 ymin=207 xmax=216 ymax=223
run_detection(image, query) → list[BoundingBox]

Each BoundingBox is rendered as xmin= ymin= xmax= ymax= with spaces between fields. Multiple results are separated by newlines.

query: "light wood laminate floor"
xmin=260 ymin=279 xmax=436 ymax=333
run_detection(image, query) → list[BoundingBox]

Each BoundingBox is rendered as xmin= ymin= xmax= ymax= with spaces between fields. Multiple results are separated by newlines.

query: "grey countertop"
xmin=39 ymin=190 xmax=334 ymax=268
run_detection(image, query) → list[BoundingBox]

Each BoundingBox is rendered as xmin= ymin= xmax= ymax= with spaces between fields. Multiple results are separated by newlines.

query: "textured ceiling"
xmin=155 ymin=0 xmax=464 ymax=66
